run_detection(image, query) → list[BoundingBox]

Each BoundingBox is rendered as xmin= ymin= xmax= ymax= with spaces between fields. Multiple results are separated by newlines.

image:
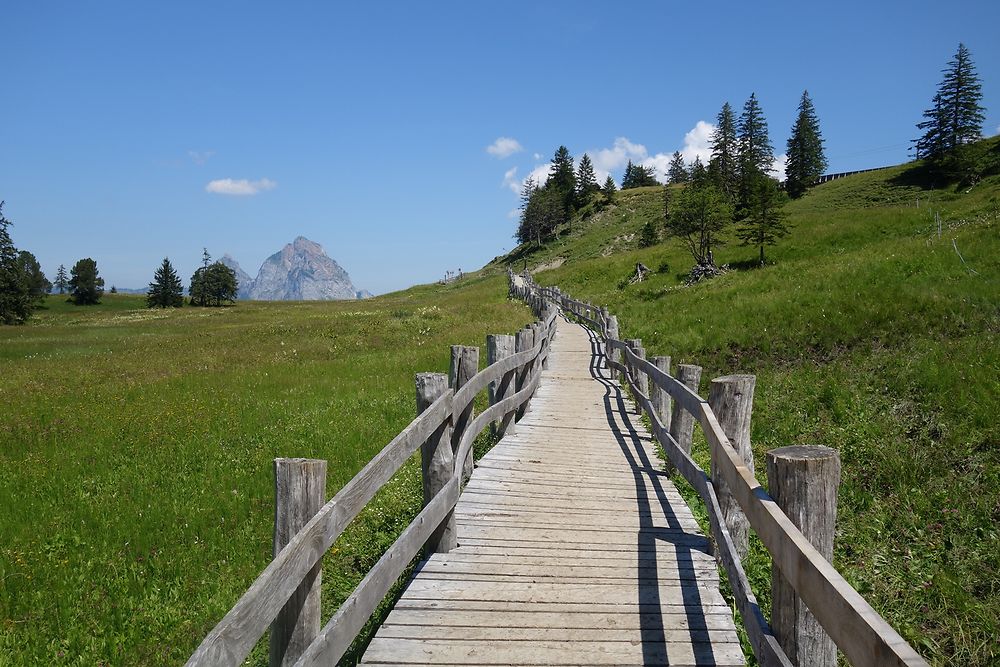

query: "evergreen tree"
xmin=69 ymin=258 xmax=105 ymax=305
xmin=515 ymin=177 xmax=540 ymax=245
xmin=667 ymin=152 xmax=689 ymax=184
xmin=708 ymin=102 xmax=738 ymax=198
xmin=602 ymin=175 xmax=617 ymax=204
xmin=914 ymin=43 xmax=985 ymax=159
xmin=639 ymin=219 xmax=659 ymax=248
xmin=54 ymin=264 xmax=69 ymax=294
xmin=575 ymin=153 xmax=600 ymax=205
xmin=665 ymin=178 xmax=731 ymax=267
xmin=736 ymin=93 xmax=774 ymax=213
xmin=689 ymin=156 xmax=709 ymax=185
xmin=17 ymin=251 xmax=50 ymax=302
xmin=785 ymin=90 xmax=828 ymax=199
xmin=623 ymin=163 xmax=659 ymax=189
xmin=110 ymin=286 xmax=117 ymax=294
xmin=190 ymin=262 xmax=237 ymax=307
xmin=735 ymin=171 xmax=790 ymax=265
xmin=0 ymin=201 xmax=34 ymax=324
xmin=147 ymin=257 xmax=184 ymax=308
xmin=546 ymin=146 xmax=577 ymax=215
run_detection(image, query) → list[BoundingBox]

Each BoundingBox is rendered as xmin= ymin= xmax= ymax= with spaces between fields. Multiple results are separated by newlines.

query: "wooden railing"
xmin=187 ymin=294 xmax=559 ymax=667
xmin=520 ymin=274 xmax=928 ymax=667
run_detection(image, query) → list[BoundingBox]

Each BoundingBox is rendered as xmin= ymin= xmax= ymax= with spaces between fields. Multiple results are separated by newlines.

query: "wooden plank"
xmin=382 ymin=608 xmax=737 ymax=630
xmin=361 ymin=637 xmax=745 ymax=666
xmin=374 ymin=624 xmax=741 ymax=644
xmin=392 ymin=598 xmax=733 ymax=615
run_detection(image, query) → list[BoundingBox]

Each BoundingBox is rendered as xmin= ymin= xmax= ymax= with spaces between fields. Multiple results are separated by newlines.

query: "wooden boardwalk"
xmin=362 ymin=319 xmax=744 ymax=666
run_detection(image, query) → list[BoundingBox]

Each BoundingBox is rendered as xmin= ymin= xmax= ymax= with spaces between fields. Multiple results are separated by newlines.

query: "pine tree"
xmin=516 ymin=178 xmax=540 ymax=246
xmin=639 ymin=219 xmax=659 ymax=248
xmin=736 ymin=93 xmax=774 ymax=214
xmin=69 ymin=258 xmax=105 ymax=305
xmin=667 ymin=152 xmax=689 ymax=184
xmin=546 ymin=146 xmax=577 ymax=215
xmin=54 ymin=264 xmax=69 ymax=294
xmin=914 ymin=43 xmax=985 ymax=159
xmin=623 ymin=163 xmax=658 ymax=189
xmin=602 ymin=175 xmax=617 ymax=204
xmin=708 ymin=102 xmax=738 ymax=198
xmin=190 ymin=262 xmax=237 ymax=307
xmin=621 ymin=160 xmax=635 ymax=189
xmin=575 ymin=153 xmax=600 ymax=206
xmin=147 ymin=257 xmax=184 ymax=308
xmin=17 ymin=251 xmax=50 ymax=302
xmin=785 ymin=90 xmax=827 ymax=199
xmin=735 ymin=170 xmax=789 ymax=265
xmin=0 ymin=201 xmax=34 ymax=324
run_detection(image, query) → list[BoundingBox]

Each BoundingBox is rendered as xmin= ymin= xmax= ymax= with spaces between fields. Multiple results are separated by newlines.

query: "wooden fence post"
xmin=515 ymin=327 xmax=535 ymax=420
xmin=270 ymin=458 xmax=327 ymax=667
xmin=624 ymin=338 xmax=641 ymax=383
xmin=449 ymin=345 xmax=479 ymax=484
xmin=766 ymin=445 xmax=841 ymax=667
xmin=535 ymin=321 xmax=550 ymax=370
xmin=416 ymin=372 xmax=457 ymax=554
xmin=669 ymin=364 xmax=702 ymax=458
xmin=708 ymin=374 xmax=756 ymax=561
xmin=651 ymin=356 xmax=672 ymax=431
xmin=606 ymin=315 xmax=619 ymax=377
xmin=633 ymin=344 xmax=648 ymax=415
xmin=487 ymin=334 xmax=516 ymax=439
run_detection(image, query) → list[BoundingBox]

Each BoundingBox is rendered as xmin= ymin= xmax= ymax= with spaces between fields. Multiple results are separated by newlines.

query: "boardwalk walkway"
xmin=361 ymin=318 xmax=744 ymax=666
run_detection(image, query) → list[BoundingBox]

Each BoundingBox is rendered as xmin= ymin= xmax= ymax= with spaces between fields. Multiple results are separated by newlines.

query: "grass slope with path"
xmin=493 ymin=142 xmax=999 ymax=665
xmin=0 ymin=274 xmax=531 ymax=665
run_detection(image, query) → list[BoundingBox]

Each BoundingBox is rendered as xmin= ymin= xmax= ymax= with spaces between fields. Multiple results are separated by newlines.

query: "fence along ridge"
xmin=187 ymin=295 xmax=558 ymax=667
xmin=526 ymin=275 xmax=927 ymax=667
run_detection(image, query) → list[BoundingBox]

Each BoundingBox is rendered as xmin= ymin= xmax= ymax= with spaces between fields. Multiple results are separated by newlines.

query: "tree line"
xmin=0 ymin=206 xmax=240 ymax=324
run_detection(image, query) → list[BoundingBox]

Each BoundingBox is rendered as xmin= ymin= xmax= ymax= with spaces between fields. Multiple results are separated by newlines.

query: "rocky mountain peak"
xmin=245 ymin=237 xmax=358 ymax=301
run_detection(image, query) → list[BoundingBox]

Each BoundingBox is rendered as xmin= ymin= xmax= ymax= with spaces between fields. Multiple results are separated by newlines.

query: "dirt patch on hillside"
xmin=533 ymin=258 xmax=565 ymax=272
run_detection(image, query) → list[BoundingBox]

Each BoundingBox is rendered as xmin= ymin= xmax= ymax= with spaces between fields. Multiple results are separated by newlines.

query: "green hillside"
xmin=492 ymin=141 xmax=1000 ymax=664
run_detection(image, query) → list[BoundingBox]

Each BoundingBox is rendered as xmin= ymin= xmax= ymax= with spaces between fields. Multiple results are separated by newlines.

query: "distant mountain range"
xmin=221 ymin=237 xmax=369 ymax=301
xmin=115 ymin=237 xmax=369 ymax=301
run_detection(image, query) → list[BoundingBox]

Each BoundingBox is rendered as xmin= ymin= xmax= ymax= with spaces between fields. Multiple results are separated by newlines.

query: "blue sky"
xmin=3 ymin=1 xmax=998 ymax=294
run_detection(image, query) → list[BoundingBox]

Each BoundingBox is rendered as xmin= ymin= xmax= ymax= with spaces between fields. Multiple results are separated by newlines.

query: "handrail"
xmin=527 ymin=273 xmax=928 ymax=667
xmin=189 ymin=277 xmax=558 ymax=667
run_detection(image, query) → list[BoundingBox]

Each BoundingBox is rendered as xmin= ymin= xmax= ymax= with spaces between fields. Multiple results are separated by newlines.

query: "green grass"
xmin=0 ymin=274 xmax=531 ymax=665
xmin=505 ymin=148 xmax=1000 ymax=665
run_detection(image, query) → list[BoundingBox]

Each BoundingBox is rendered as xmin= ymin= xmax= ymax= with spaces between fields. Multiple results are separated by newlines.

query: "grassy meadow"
xmin=0 ymin=274 xmax=531 ymax=665
xmin=495 ymin=153 xmax=1000 ymax=664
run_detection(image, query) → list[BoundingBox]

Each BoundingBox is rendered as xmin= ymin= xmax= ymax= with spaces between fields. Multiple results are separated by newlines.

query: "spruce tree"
xmin=602 ymin=175 xmax=617 ymax=204
xmin=516 ymin=178 xmax=539 ymax=246
xmin=736 ymin=93 xmax=774 ymax=214
xmin=0 ymin=201 xmax=34 ymax=324
xmin=546 ymin=146 xmax=576 ymax=215
xmin=621 ymin=160 xmax=636 ymax=189
xmin=17 ymin=251 xmax=50 ymax=302
xmin=708 ymin=102 xmax=738 ymax=198
xmin=575 ymin=153 xmax=600 ymax=205
xmin=667 ymin=152 xmax=689 ymax=184
xmin=914 ymin=43 xmax=985 ymax=159
xmin=785 ymin=90 xmax=827 ymax=199
xmin=147 ymin=257 xmax=184 ymax=308
xmin=69 ymin=258 xmax=104 ymax=305
xmin=54 ymin=264 xmax=69 ymax=294
xmin=735 ymin=170 xmax=789 ymax=265
xmin=624 ymin=164 xmax=659 ymax=189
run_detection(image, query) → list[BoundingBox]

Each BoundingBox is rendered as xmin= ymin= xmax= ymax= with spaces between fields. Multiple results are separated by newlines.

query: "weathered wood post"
xmin=633 ymin=344 xmax=648 ymax=415
xmin=598 ymin=307 xmax=609 ymax=336
xmin=449 ymin=345 xmax=479 ymax=483
xmin=708 ymin=374 xmax=756 ymax=561
xmin=669 ymin=364 xmax=702 ymax=458
xmin=515 ymin=326 xmax=535 ymax=420
xmin=416 ymin=373 xmax=457 ymax=553
xmin=270 ymin=458 xmax=327 ymax=667
xmin=487 ymin=334 xmax=516 ymax=439
xmin=536 ymin=320 xmax=550 ymax=370
xmin=606 ymin=315 xmax=620 ymax=377
xmin=624 ymin=338 xmax=641 ymax=385
xmin=651 ymin=356 xmax=672 ymax=431
xmin=767 ymin=445 xmax=841 ymax=667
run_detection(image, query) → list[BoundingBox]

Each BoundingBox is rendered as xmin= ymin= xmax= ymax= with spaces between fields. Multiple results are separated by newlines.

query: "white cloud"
xmin=525 ymin=163 xmax=553 ymax=188
xmin=188 ymin=150 xmax=215 ymax=165
xmin=679 ymin=121 xmax=715 ymax=167
xmin=533 ymin=152 xmax=542 ymax=160
xmin=590 ymin=137 xmax=648 ymax=175
xmin=502 ymin=167 xmax=520 ymax=193
xmin=486 ymin=137 xmax=524 ymax=158
xmin=771 ymin=154 xmax=788 ymax=182
xmin=205 ymin=178 xmax=277 ymax=196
